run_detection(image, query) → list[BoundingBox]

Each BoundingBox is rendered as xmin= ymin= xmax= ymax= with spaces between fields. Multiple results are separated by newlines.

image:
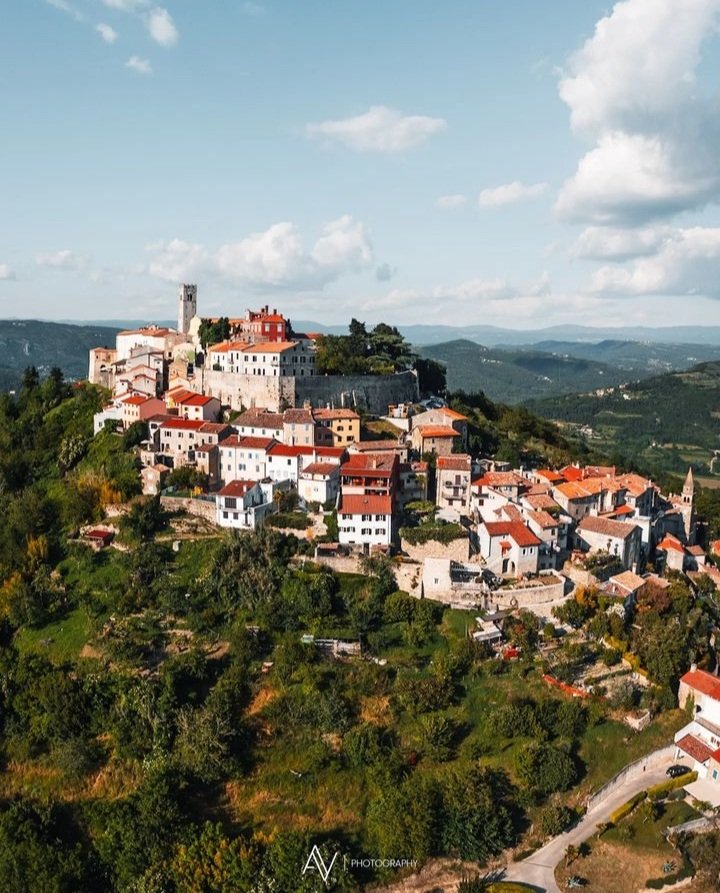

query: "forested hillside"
xmin=418 ymin=339 xmax=634 ymax=403
xmin=0 ymin=320 xmax=120 ymax=390
xmin=527 ymin=361 xmax=720 ymax=476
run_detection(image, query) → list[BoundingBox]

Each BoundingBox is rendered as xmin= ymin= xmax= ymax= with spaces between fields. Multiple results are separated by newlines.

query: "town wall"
xmin=295 ymin=370 xmax=419 ymax=414
xmin=200 ymin=368 xmax=419 ymax=414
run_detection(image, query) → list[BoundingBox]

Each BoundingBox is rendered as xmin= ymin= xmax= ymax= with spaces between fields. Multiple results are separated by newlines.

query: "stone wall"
xmin=160 ymin=495 xmax=216 ymax=522
xmin=401 ymin=535 xmax=471 ymax=563
xmin=295 ymin=370 xmax=419 ymax=414
xmin=199 ymin=368 xmax=419 ymax=414
xmin=491 ymin=572 xmax=566 ymax=607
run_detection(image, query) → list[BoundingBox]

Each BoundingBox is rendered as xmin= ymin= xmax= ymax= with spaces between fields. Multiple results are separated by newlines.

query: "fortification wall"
xmin=295 ymin=370 xmax=419 ymax=414
xmin=401 ymin=535 xmax=471 ymax=563
xmin=201 ymin=369 xmax=296 ymax=412
xmin=199 ymin=368 xmax=417 ymax=414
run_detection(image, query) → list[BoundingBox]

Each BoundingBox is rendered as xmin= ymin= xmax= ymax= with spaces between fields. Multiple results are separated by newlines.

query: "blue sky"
xmin=3 ymin=0 xmax=720 ymax=328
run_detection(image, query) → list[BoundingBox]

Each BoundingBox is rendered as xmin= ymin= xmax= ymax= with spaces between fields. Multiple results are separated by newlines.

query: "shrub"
xmin=647 ymin=770 xmax=697 ymax=801
xmin=400 ymin=523 xmax=465 ymax=546
xmin=609 ymin=790 xmax=647 ymax=824
xmin=265 ymin=512 xmax=309 ymax=530
xmin=538 ymin=803 xmax=573 ymax=837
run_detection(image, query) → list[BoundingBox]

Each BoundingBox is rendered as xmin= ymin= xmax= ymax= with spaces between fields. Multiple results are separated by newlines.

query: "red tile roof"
xmin=484 ymin=521 xmax=541 ymax=548
xmin=676 ymin=734 xmax=714 ymax=764
xmin=560 ymin=465 xmax=584 ymax=481
xmin=437 ymin=454 xmax=472 ymax=471
xmin=177 ymin=393 xmax=216 ymax=406
xmin=313 ymin=408 xmax=360 ymax=421
xmin=122 ymin=394 xmax=153 ymax=406
xmin=218 ymin=480 xmax=258 ymax=497
xmin=536 ymin=469 xmax=565 ymax=484
xmin=268 ymin=443 xmax=345 ymax=460
xmin=680 ymin=668 xmax=720 ymax=702
xmin=658 ymin=535 xmax=685 ymax=554
xmin=339 ymin=495 xmax=393 ymax=516
xmin=243 ymin=341 xmax=298 ymax=353
xmin=160 ymin=418 xmax=207 ymax=431
xmin=342 ymin=452 xmax=397 ymax=474
xmin=301 ymin=462 xmax=340 ymax=476
xmin=220 ymin=436 xmax=276 ymax=450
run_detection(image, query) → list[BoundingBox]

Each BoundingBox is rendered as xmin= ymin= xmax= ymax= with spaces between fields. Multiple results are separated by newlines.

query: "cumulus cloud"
xmin=126 ymin=55 xmax=152 ymax=74
xmin=306 ymin=106 xmax=446 ymax=153
xmin=36 ymin=250 xmax=86 ymax=270
xmin=96 ymin=23 xmax=119 ymax=43
xmin=148 ymin=216 xmax=374 ymax=290
xmin=380 ymin=272 xmax=551 ymax=314
xmin=147 ymin=239 xmax=209 ymax=282
xmin=146 ymin=7 xmax=178 ymax=46
xmin=589 ymin=226 xmax=720 ymax=296
xmin=478 ymin=181 xmax=548 ymax=208
xmin=436 ymin=194 xmax=467 ymax=209
xmin=0 ymin=264 xmax=16 ymax=281
xmin=572 ymin=225 xmax=670 ymax=261
xmin=556 ymin=0 xmax=720 ymax=225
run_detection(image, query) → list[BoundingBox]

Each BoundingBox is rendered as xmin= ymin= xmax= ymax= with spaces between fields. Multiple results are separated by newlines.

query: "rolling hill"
xmin=0 ymin=320 xmax=120 ymax=390
xmin=417 ymin=339 xmax=639 ymax=403
xmin=528 ymin=339 xmax=720 ymax=375
xmin=527 ymin=361 xmax=720 ymax=476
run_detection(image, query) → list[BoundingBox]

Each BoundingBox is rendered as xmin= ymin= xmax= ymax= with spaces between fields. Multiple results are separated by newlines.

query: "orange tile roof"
xmin=536 ymin=469 xmax=565 ymax=484
xmin=658 ymin=535 xmax=685 ymax=554
xmin=437 ymin=407 xmax=468 ymax=421
xmin=177 ymin=393 xmax=216 ymax=406
xmin=122 ymin=394 xmax=153 ymax=405
xmin=313 ymin=408 xmax=360 ymax=421
xmin=528 ymin=509 xmax=558 ymax=529
xmin=220 ymin=436 xmax=276 ymax=450
xmin=484 ymin=520 xmax=541 ymax=548
xmin=681 ymin=668 xmax=720 ymax=701
xmin=415 ymin=425 xmax=459 ymax=439
xmin=160 ymin=418 xmax=206 ymax=431
xmin=339 ymin=494 xmax=393 ymax=516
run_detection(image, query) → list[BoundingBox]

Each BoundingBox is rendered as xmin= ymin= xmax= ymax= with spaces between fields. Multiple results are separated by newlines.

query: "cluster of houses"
xmin=87 ymin=285 xmax=714 ymax=590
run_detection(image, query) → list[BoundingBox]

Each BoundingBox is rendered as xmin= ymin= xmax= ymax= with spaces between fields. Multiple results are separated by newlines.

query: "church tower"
xmin=178 ymin=284 xmax=197 ymax=335
xmin=681 ymin=466 xmax=695 ymax=543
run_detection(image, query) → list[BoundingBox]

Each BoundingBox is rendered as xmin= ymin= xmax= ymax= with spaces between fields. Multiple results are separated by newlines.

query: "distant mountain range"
xmin=0 ymin=320 xmax=120 ymax=390
xmin=527 ymin=361 xmax=720 ymax=475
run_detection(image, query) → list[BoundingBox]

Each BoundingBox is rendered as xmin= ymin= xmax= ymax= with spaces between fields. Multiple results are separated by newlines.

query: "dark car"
xmin=666 ymin=765 xmax=688 ymax=778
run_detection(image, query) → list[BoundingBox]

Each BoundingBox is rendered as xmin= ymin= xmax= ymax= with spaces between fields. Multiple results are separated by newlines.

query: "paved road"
xmin=503 ymin=755 xmax=675 ymax=892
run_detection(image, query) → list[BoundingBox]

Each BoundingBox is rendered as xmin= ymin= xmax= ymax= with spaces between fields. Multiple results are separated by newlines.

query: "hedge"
xmin=400 ymin=522 xmax=465 ymax=546
xmin=609 ymin=790 xmax=647 ymax=824
xmin=265 ymin=512 xmax=310 ymax=530
xmin=647 ymin=770 xmax=697 ymax=801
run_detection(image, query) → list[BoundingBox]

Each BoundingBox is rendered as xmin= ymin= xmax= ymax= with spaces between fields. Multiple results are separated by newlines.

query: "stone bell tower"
xmin=681 ymin=466 xmax=695 ymax=544
xmin=178 ymin=283 xmax=197 ymax=335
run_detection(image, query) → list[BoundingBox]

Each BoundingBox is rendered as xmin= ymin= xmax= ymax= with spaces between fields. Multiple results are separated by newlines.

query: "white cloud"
xmin=436 ymin=193 xmax=467 ymax=209
xmin=572 ymin=225 xmax=670 ymax=261
xmin=147 ymin=216 xmax=374 ymax=290
xmin=478 ymin=181 xmax=548 ymax=208
xmin=146 ymin=7 xmax=178 ymax=46
xmin=102 ymin=0 xmax=146 ymax=9
xmin=96 ymin=23 xmax=119 ymax=43
xmin=589 ymin=226 xmax=720 ymax=297
xmin=126 ymin=55 xmax=152 ymax=74
xmin=36 ymin=250 xmax=86 ymax=270
xmin=147 ymin=239 xmax=209 ymax=282
xmin=45 ymin=0 xmax=83 ymax=21
xmin=0 ymin=264 xmax=16 ymax=281
xmin=306 ymin=105 xmax=446 ymax=153
xmin=557 ymin=0 xmax=720 ymax=225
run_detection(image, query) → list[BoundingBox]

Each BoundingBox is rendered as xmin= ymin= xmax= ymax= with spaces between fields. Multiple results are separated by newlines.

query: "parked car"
xmin=666 ymin=764 xmax=688 ymax=778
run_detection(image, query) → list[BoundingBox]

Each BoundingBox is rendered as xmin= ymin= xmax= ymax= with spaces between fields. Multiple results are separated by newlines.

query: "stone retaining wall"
xmin=160 ymin=496 xmax=216 ymax=522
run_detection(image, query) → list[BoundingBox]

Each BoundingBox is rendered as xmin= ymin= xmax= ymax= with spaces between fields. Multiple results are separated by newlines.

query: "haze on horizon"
xmin=4 ymin=0 xmax=720 ymax=329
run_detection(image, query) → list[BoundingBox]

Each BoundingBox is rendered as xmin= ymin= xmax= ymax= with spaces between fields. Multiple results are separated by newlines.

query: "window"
xmin=362 ymin=514 xmax=371 ymax=522
xmin=225 ymin=497 xmax=237 ymax=510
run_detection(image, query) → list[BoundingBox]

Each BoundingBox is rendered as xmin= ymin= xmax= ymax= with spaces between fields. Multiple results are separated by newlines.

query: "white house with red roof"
xmin=218 ymin=435 xmax=277 ymax=483
xmin=674 ymin=668 xmax=720 ymax=785
xmin=478 ymin=520 xmax=541 ymax=577
xmin=173 ymin=391 xmax=221 ymax=422
xmin=215 ymin=479 xmax=276 ymax=529
xmin=265 ymin=444 xmax=345 ymax=486
xmin=338 ymin=494 xmax=394 ymax=549
xmin=298 ymin=461 xmax=341 ymax=506
xmin=157 ymin=419 xmax=232 ymax=466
